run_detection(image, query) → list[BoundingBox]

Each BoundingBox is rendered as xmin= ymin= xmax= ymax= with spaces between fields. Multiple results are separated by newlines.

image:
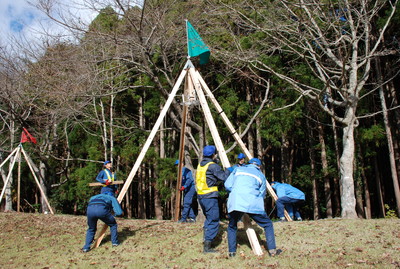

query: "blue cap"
xmin=104 ymin=160 xmax=111 ymax=165
xmin=174 ymin=160 xmax=179 ymax=165
xmin=248 ymin=158 xmax=261 ymax=166
xmin=203 ymin=145 xmax=216 ymax=157
xmin=237 ymin=153 xmax=245 ymax=159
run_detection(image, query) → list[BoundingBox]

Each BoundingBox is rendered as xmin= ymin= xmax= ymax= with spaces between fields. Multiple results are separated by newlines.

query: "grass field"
xmin=0 ymin=213 xmax=399 ymax=268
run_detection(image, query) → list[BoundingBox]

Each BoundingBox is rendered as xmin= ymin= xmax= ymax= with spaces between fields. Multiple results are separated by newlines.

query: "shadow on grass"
xmin=101 ymin=222 xmax=164 ymax=245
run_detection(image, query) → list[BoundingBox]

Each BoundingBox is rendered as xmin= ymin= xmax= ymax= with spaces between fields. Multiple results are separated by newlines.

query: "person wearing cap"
xmin=175 ymin=160 xmax=197 ymax=223
xmin=270 ymin=181 xmax=305 ymax=221
xmin=82 ymin=193 xmax=123 ymax=252
xmin=96 ymin=161 xmax=118 ymax=196
xmin=196 ymin=145 xmax=231 ymax=253
xmin=224 ymin=158 xmax=278 ymax=257
xmin=228 ymin=153 xmax=246 ymax=172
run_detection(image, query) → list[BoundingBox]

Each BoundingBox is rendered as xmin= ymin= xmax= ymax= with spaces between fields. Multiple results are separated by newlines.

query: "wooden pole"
xmin=188 ymin=68 xmax=230 ymax=167
xmin=196 ymin=71 xmax=252 ymax=158
xmin=0 ymin=146 xmax=20 ymax=203
xmin=174 ymin=74 xmax=190 ymax=222
xmin=88 ymin=180 xmax=124 ymax=187
xmin=196 ymin=71 xmax=292 ymax=222
xmin=189 ymin=69 xmax=264 ymax=255
xmin=0 ymin=146 xmax=20 ymax=169
xmin=20 ymin=146 xmax=54 ymax=214
xmin=93 ymin=65 xmax=188 ymax=248
xmin=17 ymin=150 xmax=21 ymax=212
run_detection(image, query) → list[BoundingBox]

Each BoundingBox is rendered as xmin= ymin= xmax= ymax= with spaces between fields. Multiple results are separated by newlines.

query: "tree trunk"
xmin=331 ymin=118 xmax=341 ymax=217
xmin=281 ymin=133 xmax=290 ymax=181
xmin=110 ymin=94 xmax=115 ymax=161
xmin=246 ymin=87 xmax=254 ymax=156
xmin=152 ymin=103 xmax=165 ymax=220
xmin=271 ymin=154 xmax=275 ymax=182
xmin=385 ymin=72 xmax=400 ymax=185
xmin=354 ymin=171 xmax=365 ymax=219
xmin=39 ymin=161 xmax=49 ymax=213
xmin=339 ymin=119 xmax=357 ymax=219
xmin=160 ymin=104 xmax=165 ymax=159
xmin=288 ymin=137 xmax=295 ymax=182
xmin=358 ymin=147 xmax=371 ymax=219
xmin=377 ymin=75 xmax=400 ymax=216
xmin=99 ymin=98 xmax=108 ymax=160
xmin=126 ymin=185 xmax=132 ymax=218
xmin=318 ymin=124 xmax=332 ymax=218
xmin=256 ymin=117 xmax=263 ymax=159
xmin=373 ymin=156 xmax=385 ymax=218
xmin=308 ymin=119 xmax=319 ymax=220
xmin=4 ymin=116 xmax=16 ymax=212
xmin=4 ymin=155 xmax=14 ymax=212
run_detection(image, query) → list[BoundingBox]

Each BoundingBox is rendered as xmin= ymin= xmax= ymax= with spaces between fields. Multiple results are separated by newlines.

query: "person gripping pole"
xmin=82 ymin=193 xmax=123 ymax=252
xmin=196 ymin=145 xmax=231 ymax=253
xmin=96 ymin=161 xmax=118 ymax=196
xmin=225 ymin=158 xmax=279 ymax=257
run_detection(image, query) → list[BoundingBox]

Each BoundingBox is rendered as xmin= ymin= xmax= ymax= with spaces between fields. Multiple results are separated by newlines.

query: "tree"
xmin=207 ymin=0 xmax=399 ymax=218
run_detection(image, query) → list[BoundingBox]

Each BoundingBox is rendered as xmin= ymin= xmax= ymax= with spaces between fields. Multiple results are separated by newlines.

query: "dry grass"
xmin=0 ymin=213 xmax=399 ymax=268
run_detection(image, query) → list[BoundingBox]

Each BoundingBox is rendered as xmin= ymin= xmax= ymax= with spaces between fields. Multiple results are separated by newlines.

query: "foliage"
xmin=384 ymin=204 xmax=398 ymax=218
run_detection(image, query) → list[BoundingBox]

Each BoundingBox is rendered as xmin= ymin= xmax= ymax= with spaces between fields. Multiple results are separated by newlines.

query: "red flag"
xmin=21 ymin=128 xmax=37 ymax=144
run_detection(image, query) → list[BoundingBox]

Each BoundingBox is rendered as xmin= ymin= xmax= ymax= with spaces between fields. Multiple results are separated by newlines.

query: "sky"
xmin=0 ymin=0 xmax=99 ymax=50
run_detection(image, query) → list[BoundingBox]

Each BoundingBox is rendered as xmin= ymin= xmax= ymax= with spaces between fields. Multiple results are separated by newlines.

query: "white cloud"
xmin=0 ymin=0 xmax=99 ymax=51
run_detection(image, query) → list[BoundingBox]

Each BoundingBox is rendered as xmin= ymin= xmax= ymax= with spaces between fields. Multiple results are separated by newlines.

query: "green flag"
xmin=186 ymin=20 xmax=210 ymax=65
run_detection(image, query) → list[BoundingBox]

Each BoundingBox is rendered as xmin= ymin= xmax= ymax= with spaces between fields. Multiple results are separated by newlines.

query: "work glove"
xmin=105 ymin=180 xmax=112 ymax=186
xmin=179 ymin=186 xmax=185 ymax=191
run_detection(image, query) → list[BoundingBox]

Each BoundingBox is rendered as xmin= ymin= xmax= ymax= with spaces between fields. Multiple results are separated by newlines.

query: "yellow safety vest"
xmin=102 ymin=169 xmax=115 ymax=187
xmin=196 ymin=162 xmax=218 ymax=195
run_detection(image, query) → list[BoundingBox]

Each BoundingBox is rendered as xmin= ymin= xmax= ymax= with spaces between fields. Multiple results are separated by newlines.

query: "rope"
xmin=268 ymin=205 xmax=276 ymax=218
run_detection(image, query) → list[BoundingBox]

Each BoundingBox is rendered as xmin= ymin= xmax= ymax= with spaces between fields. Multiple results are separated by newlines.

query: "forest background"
xmin=0 ymin=0 xmax=400 ymax=221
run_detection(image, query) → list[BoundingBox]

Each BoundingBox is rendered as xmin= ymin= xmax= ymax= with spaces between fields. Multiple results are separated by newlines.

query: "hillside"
xmin=0 ymin=213 xmax=399 ymax=268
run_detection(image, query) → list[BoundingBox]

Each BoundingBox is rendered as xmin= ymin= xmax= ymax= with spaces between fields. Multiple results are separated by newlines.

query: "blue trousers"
xmin=101 ymin=185 xmax=117 ymax=195
xmin=276 ymin=196 xmax=303 ymax=219
xmin=198 ymin=197 xmax=219 ymax=241
xmin=83 ymin=204 xmax=118 ymax=249
xmin=227 ymin=211 xmax=276 ymax=253
xmin=181 ymin=187 xmax=197 ymax=220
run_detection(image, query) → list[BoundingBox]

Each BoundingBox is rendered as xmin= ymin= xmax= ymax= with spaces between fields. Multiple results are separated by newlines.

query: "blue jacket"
xmin=227 ymin=163 xmax=245 ymax=173
xmin=181 ymin=167 xmax=194 ymax=191
xmin=96 ymin=168 xmax=118 ymax=193
xmin=88 ymin=194 xmax=123 ymax=216
xmin=272 ymin=182 xmax=305 ymax=200
xmin=224 ymin=164 xmax=267 ymax=214
xmin=197 ymin=157 xmax=231 ymax=199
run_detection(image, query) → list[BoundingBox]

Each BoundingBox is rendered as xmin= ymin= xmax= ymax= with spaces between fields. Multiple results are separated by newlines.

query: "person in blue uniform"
xmin=82 ymin=193 xmax=123 ymax=252
xmin=195 ymin=145 xmax=231 ymax=253
xmin=175 ymin=160 xmax=197 ymax=223
xmin=228 ymin=153 xmax=247 ymax=172
xmin=96 ymin=161 xmax=118 ymax=195
xmin=225 ymin=158 xmax=278 ymax=257
xmin=271 ymin=181 xmax=305 ymax=221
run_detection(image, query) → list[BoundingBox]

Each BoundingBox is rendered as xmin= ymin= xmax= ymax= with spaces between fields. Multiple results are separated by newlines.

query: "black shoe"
xmin=112 ymin=244 xmax=119 ymax=247
xmin=203 ymin=240 xmax=217 ymax=253
xmin=82 ymin=248 xmax=90 ymax=253
xmin=187 ymin=218 xmax=196 ymax=223
xmin=269 ymin=249 xmax=282 ymax=257
xmin=228 ymin=252 xmax=236 ymax=257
